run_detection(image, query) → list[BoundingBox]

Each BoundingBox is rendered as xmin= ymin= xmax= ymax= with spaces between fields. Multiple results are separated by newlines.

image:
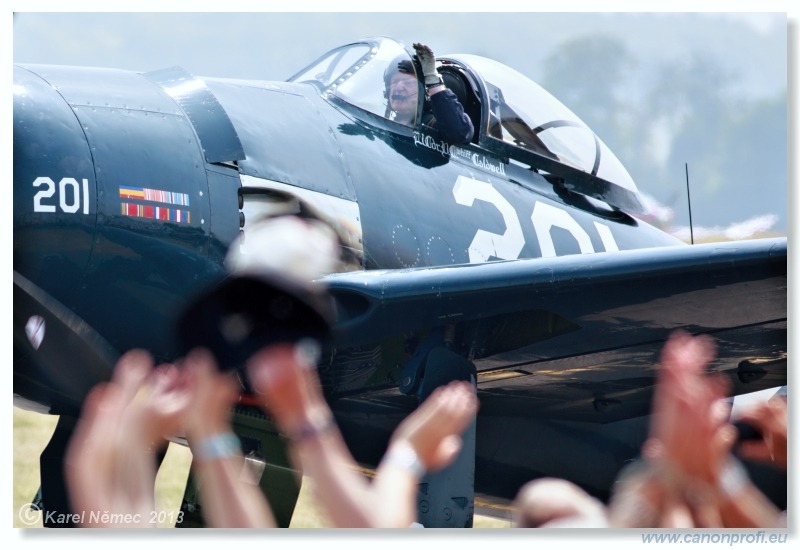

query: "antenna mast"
xmin=685 ymin=163 xmax=694 ymax=245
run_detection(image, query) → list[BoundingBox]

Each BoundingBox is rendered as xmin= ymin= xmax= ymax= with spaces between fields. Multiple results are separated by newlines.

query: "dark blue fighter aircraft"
xmin=14 ymin=37 xmax=787 ymax=527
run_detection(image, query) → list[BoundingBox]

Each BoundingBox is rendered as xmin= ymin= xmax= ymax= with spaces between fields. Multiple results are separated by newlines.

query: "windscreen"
xmin=289 ymin=38 xmax=419 ymax=126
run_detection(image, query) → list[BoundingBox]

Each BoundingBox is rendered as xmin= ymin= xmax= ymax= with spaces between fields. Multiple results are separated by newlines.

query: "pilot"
xmin=384 ymin=43 xmax=474 ymax=145
xmin=385 ymin=58 xmax=420 ymax=126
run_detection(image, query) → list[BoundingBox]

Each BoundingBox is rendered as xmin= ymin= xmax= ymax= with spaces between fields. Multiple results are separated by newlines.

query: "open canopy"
xmin=289 ymin=37 xmax=643 ymax=214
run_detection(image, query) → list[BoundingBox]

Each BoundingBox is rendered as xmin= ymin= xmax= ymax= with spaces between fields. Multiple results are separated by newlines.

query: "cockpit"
xmin=289 ymin=39 xmax=422 ymax=126
xmin=289 ymin=37 xmax=643 ymax=214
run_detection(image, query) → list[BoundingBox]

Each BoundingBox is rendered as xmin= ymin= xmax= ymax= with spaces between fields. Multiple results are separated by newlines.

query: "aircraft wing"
xmin=323 ymin=237 xmax=786 ymax=424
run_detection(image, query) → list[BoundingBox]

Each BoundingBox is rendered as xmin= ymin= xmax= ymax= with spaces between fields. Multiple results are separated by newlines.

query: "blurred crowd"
xmin=60 ymin=215 xmax=787 ymax=529
xmin=513 ymin=330 xmax=787 ymax=529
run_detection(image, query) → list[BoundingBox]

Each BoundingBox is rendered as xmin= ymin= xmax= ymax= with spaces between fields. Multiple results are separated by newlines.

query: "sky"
xmin=10 ymin=11 xmax=787 ymax=96
xmin=5 ymin=0 xmax=798 ymax=545
xmin=9 ymin=7 xmax=791 ymax=236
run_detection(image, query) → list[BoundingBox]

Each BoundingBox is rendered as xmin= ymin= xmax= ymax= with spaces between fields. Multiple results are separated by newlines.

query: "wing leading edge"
xmin=323 ymin=238 xmax=786 ymax=422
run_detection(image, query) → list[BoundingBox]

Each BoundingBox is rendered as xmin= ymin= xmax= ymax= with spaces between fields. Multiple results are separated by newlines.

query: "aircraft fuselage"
xmin=15 ymin=45 xmax=784 ymax=515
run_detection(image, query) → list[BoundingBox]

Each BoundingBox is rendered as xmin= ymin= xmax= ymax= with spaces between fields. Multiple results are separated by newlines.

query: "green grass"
xmin=13 ymin=407 xmax=509 ymax=528
xmin=13 ymin=407 xmax=58 ymax=528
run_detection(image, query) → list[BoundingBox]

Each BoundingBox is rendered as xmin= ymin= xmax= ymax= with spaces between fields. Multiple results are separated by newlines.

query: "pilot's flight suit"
xmin=424 ymin=88 xmax=474 ymax=145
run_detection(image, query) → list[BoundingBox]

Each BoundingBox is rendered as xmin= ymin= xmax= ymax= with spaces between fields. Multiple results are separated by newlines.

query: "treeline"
xmin=539 ymin=35 xmax=787 ymax=234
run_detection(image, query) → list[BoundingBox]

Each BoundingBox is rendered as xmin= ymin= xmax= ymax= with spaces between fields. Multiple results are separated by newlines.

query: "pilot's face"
xmin=388 ymin=71 xmax=418 ymax=124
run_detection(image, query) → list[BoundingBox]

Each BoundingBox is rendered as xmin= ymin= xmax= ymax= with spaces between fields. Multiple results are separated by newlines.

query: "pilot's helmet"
xmin=383 ymin=56 xmax=417 ymax=91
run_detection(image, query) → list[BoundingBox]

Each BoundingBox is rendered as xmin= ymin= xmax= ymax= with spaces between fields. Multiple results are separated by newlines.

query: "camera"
xmin=176 ymin=272 xmax=334 ymax=391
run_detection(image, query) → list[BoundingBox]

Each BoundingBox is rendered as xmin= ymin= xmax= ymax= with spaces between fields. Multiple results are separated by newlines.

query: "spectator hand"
xmin=649 ymin=330 xmax=735 ymax=486
xmin=182 ymin=348 xmax=241 ymax=442
xmin=734 ymin=396 xmax=787 ymax=470
xmin=389 ymin=381 xmax=478 ymax=472
xmin=246 ymin=342 xmax=330 ymax=439
xmin=65 ymin=350 xmax=191 ymax=527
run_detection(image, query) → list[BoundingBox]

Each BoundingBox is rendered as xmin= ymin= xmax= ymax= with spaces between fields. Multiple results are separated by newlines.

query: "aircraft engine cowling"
xmin=13 ymin=64 xmax=243 ymax=410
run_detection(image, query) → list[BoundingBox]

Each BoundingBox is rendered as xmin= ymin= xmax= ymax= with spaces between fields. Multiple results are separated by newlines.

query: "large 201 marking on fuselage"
xmin=32 ymin=177 xmax=91 ymax=215
xmin=453 ymin=175 xmax=618 ymax=262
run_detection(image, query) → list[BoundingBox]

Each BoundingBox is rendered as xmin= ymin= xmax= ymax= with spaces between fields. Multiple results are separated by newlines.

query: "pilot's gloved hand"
xmin=413 ymin=42 xmax=443 ymax=88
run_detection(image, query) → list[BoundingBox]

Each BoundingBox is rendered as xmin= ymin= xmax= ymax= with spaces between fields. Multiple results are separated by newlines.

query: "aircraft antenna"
xmin=685 ymin=163 xmax=694 ymax=245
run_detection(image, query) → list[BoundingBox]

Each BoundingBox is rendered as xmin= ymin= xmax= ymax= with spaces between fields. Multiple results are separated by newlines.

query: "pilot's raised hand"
xmin=413 ymin=42 xmax=443 ymax=89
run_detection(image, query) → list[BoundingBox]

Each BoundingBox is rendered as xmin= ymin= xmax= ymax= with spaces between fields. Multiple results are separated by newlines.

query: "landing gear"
xmin=411 ymin=347 xmax=477 ymax=528
xmin=38 ymin=415 xmax=77 ymax=528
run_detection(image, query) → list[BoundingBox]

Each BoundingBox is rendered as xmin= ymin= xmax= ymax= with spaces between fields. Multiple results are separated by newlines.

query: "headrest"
xmin=442 ymin=70 xmax=468 ymax=106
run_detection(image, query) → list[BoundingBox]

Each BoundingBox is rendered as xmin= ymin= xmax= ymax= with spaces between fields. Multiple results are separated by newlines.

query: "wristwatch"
xmin=425 ymin=74 xmax=444 ymax=90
